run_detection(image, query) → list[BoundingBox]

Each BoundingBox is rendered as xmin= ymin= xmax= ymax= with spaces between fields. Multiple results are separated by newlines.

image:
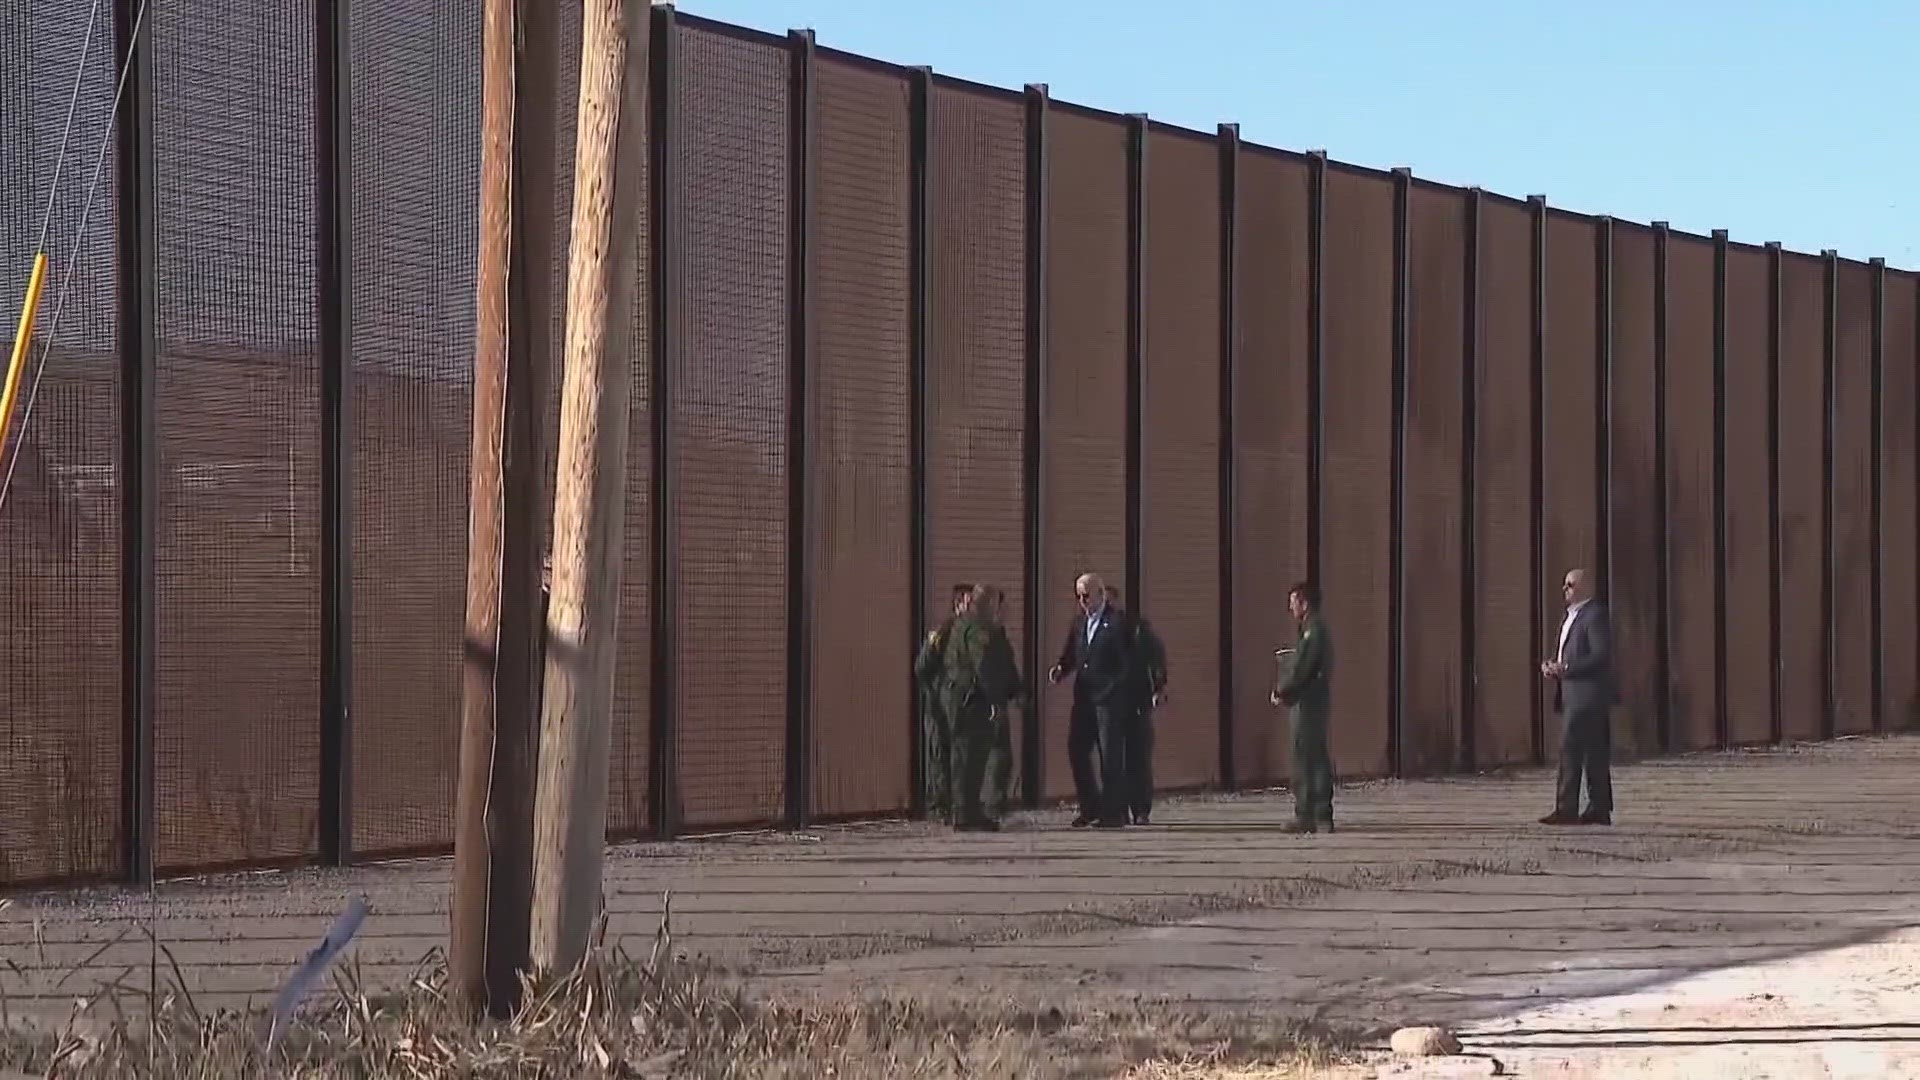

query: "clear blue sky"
xmin=683 ymin=0 xmax=1916 ymax=269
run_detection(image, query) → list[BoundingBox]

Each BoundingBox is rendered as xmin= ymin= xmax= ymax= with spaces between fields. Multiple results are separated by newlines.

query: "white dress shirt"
xmin=1557 ymin=598 xmax=1591 ymax=664
xmin=1084 ymin=604 xmax=1106 ymax=645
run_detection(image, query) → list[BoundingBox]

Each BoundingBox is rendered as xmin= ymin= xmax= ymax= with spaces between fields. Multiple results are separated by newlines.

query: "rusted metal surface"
xmin=1882 ymin=271 xmax=1919 ymax=731
xmin=807 ymin=57 xmax=913 ymax=818
xmin=150 ymin=0 xmax=324 ymax=872
xmin=1777 ymin=252 xmax=1826 ymax=743
xmin=1039 ymin=107 xmax=1127 ymax=801
xmin=1473 ymin=198 xmax=1536 ymax=766
xmin=1398 ymin=182 xmax=1468 ymax=774
xmin=926 ymin=82 xmax=1027 ymax=787
xmin=1542 ymin=212 xmax=1601 ymax=752
xmin=1319 ymin=166 xmax=1394 ymax=780
xmin=1664 ymin=233 xmax=1717 ymax=751
xmin=1722 ymin=243 xmax=1773 ymax=745
xmin=1607 ymin=225 xmax=1661 ymax=757
xmin=1229 ymin=148 xmax=1311 ymax=788
xmin=1831 ymin=259 xmax=1875 ymax=735
xmin=668 ymin=25 xmax=790 ymax=828
xmin=0 ymin=0 xmax=125 ymax=886
xmin=1140 ymin=126 xmax=1221 ymax=790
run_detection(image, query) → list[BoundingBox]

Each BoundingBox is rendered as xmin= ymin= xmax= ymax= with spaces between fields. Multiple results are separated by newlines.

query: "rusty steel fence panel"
xmin=926 ymin=82 xmax=1027 ymax=789
xmin=1399 ymin=181 xmax=1467 ymax=774
xmin=1319 ymin=166 xmax=1393 ymax=779
xmin=669 ymin=25 xmax=789 ymax=828
xmin=1664 ymin=233 xmax=1717 ymax=750
xmin=1777 ymin=252 xmax=1825 ymax=742
xmin=1473 ymin=197 xmax=1536 ymax=766
xmin=346 ymin=0 xmax=481 ymax=858
xmin=1831 ymin=259 xmax=1875 ymax=735
xmin=1230 ymin=147 xmax=1310 ymax=788
xmin=1039 ymin=106 xmax=1128 ymax=802
xmin=1542 ymin=212 xmax=1599 ymax=707
xmin=607 ymin=38 xmax=653 ymax=841
xmin=1722 ymin=243 xmax=1773 ymax=745
xmin=1608 ymin=224 xmax=1660 ymax=756
xmin=150 ymin=0 xmax=323 ymax=872
xmin=0 ymin=0 xmax=125 ymax=885
xmin=1141 ymin=125 xmax=1220 ymax=790
xmin=1883 ymin=271 xmax=1919 ymax=730
xmin=806 ymin=57 xmax=913 ymax=818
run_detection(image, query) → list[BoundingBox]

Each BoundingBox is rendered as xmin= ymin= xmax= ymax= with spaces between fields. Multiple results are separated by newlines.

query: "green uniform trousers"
xmin=943 ymin=693 xmax=995 ymax=825
xmin=986 ymin=705 xmax=1014 ymax=814
xmin=1290 ymin=702 xmax=1334 ymax=826
xmin=921 ymin=688 xmax=952 ymax=817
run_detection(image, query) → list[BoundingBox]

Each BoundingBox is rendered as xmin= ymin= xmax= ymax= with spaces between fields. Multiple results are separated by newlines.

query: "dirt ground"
xmin=4 ymin=736 xmax=1917 ymax=1078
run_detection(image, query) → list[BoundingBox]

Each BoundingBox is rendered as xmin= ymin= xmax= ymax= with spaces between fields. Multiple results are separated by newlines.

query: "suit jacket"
xmin=1054 ymin=606 xmax=1137 ymax=705
xmin=1554 ymin=600 xmax=1616 ymax=714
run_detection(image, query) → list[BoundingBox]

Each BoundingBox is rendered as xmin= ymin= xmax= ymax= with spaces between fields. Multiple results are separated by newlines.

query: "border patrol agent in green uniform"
xmin=944 ymin=585 xmax=1021 ymax=831
xmin=914 ymin=584 xmax=973 ymax=821
xmin=1273 ymin=580 xmax=1334 ymax=834
xmin=982 ymin=586 xmax=1024 ymax=815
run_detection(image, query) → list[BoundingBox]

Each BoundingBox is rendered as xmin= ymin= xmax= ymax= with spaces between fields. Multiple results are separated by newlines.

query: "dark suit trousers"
xmin=1122 ymin=702 xmax=1154 ymax=816
xmin=1554 ymin=703 xmax=1613 ymax=816
xmin=1068 ymin=694 xmax=1127 ymax=822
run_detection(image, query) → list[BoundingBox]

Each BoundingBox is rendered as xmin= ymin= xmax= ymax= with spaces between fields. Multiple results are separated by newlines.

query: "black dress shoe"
xmin=1538 ymin=812 xmax=1581 ymax=825
xmin=1093 ymin=817 xmax=1128 ymax=829
xmin=1579 ymin=811 xmax=1612 ymax=826
xmin=1131 ymin=812 xmax=1152 ymax=826
xmin=1071 ymin=815 xmax=1095 ymax=829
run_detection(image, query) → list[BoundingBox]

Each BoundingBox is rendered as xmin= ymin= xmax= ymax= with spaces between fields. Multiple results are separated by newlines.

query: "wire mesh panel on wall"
xmin=1722 ymin=242 xmax=1773 ymax=746
xmin=806 ymin=54 xmax=912 ymax=819
xmin=1399 ymin=180 xmax=1467 ymax=775
xmin=1663 ymin=232 xmax=1716 ymax=751
xmin=346 ymin=0 xmax=481 ymax=859
xmin=607 ymin=15 xmax=653 ymax=839
xmin=1139 ymin=124 xmax=1219 ymax=790
xmin=1039 ymin=105 xmax=1127 ymax=802
xmin=1318 ymin=165 xmax=1393 ymax=780
xmin=1830 ymin=258 xmax=1874 ymax=736
xmin=1608 ymin=223 xmax=1660 ymax=756
xmin=150 ymin=0 xmax=322 ymax=873
xmin=0 ymin=0 xmax=124 ymax=886
xmin=1230 ymin=146 xmax=1309 ymax=788
xmin=926 ymin=79 xmax=1027 ymax=793
xmin=1472 ymin=196 xmax=1536 ymax=766
xmin=1541 ymin=211 xmax=1600 ymax=701
xmin=1777 ymin=251 xmax=1825 ymax=742
xmin=668 ymin=23 xmax=789 ymax=829
xmin=1883 ymin=272 xmax=1919 ymax=731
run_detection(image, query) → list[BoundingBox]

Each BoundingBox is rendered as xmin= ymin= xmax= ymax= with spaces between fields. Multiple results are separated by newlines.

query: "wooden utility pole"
xmin=450 ymin=0 xmax=565 ymax=1017
xmin=528 ymin=0 xmax=648 ymax=977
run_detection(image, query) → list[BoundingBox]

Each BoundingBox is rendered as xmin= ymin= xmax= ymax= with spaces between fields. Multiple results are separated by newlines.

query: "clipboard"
xmin=1270 ymin=647 xmax=1297 ymax=707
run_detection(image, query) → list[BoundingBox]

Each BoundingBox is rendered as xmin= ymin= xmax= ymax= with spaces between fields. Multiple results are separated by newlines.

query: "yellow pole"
xmin=0 ymin=252 xmax=51 ymax=463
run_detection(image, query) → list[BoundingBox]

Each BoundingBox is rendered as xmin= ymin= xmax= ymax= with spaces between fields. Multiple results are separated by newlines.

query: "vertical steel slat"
xmin=115 ymin=0 xmax=159 ymax=891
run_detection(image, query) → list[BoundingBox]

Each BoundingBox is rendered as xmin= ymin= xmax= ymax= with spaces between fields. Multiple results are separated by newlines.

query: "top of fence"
xmin=606 ymin=6 xmax=1903 ymax=271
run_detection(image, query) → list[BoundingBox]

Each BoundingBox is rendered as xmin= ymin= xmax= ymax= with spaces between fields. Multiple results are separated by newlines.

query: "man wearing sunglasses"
xmin=1048 ymin=572 xmax=1138 ymax=828
xmin=1539 ymin=567 xmax=1615 ymax=826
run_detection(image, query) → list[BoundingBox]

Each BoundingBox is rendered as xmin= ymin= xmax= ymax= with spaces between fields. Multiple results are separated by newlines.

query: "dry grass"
xmin=0 ymin=911 xmax=1345 ymax=1079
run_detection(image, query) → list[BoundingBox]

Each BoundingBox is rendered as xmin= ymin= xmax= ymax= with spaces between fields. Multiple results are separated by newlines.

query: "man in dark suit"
xmin=1048 ymin=572 xmax=1137 ymax=829
xmin=1540 ymin=567 xmax=1616 ymax=825
xmin=1104 ymin=584 xmax=1167 ymax=826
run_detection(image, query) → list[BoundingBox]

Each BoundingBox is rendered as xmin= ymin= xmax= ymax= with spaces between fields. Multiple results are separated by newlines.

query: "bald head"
xmin=1562 ymin=568 xmax=1594 ymax=605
